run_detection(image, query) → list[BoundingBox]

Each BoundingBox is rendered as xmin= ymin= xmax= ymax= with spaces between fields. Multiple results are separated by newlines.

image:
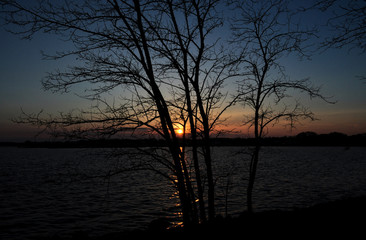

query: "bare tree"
xmin=309 ymin=0 xmax=366 ymax=52
xmin=308 ymin=0 xmax=366 ymax=83
xmin=229 ymin=0 xmax=332 ymax=213
xmin=1 ymin=0 xmax=237 ymax=226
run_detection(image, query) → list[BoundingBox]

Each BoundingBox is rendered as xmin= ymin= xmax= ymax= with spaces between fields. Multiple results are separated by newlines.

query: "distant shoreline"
xmin=1 ymin=132 xmax=365 ymax=148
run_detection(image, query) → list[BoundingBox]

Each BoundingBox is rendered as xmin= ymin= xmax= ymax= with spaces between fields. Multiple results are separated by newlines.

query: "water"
xmin=1 ymin=146 xmax=365 ymax=239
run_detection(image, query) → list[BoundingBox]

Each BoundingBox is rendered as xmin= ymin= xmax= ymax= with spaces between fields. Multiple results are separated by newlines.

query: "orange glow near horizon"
xmin=176 ymin=129 xmax=184 ymax=135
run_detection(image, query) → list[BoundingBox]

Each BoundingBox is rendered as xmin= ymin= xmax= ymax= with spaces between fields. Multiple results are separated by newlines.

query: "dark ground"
xmin=34 ymin=196 xmax=366 ymax=239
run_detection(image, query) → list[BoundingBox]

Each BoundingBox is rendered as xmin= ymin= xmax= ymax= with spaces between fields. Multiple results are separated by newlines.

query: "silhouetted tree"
xmin=309 ymin=0 xmax=366 ymax=52
xmin=1 ymin=0 xmax=237 ymax=226
xmin=229 ymin=0 xmax=332 ymax=212
xmin=309 ymin=0 xmax=366 ymax=83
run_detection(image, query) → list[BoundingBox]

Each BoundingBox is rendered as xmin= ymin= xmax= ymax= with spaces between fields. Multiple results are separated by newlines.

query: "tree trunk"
xmin=180 ymin=144 xmax=199 ymax=224
xmin=189 ymin=121 xmax=206 ymax=223
xmin=195 ymin=89 xmax=215 ymax=221
xmin=247 ymin=144 xmax=260 ymax=213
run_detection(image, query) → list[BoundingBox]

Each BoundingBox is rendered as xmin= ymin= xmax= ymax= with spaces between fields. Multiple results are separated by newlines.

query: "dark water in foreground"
xmin=0 ymin=146 xmax=365 ymax=239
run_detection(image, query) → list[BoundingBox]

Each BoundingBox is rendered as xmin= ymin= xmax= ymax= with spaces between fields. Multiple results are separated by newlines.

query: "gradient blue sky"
xmin=0 ymin=1 xmax=365 ymax=141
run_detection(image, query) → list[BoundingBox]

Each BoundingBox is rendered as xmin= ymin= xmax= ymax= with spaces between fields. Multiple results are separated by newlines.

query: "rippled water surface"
xmin=1 ymin=146 xmax=365 ymax=239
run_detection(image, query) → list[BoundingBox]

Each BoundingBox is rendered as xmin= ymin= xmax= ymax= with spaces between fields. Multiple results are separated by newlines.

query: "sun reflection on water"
xmin=168 ymin=190 xmax=184 ymax=228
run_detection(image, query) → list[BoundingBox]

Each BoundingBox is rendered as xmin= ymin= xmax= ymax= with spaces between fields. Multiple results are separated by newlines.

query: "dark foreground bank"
xmin=32 ymin=196 xmax=365 ymax=239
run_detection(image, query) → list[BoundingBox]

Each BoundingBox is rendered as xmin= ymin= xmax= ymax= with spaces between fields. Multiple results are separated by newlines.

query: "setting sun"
xmin=176 ymin=129 xmax=184 ymax=134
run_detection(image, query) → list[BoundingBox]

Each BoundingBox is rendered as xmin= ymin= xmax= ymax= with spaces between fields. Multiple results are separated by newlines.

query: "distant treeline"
xmin=1 ymin=132 xmax=365 ymax=148
xmin=213 ymin=132 xmax=366 ymax=147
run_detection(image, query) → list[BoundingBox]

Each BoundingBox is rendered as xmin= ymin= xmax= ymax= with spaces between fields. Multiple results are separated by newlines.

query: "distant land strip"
xmin=1 ymin=132 xmax=365 ymax=148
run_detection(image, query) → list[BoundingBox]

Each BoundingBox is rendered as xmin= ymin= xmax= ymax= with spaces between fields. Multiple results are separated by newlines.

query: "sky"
xmin=0 ymin=0 xmax=365 ymax=142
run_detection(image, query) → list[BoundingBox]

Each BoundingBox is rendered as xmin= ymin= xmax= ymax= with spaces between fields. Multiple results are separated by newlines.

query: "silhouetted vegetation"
xmin=1 ymin=0 xmax=365 ymax=235
xmin=1 ymin=0 xmax=238 ymax=226
xmin=229 ymin=0 xmax=333 ymax=212
xmin=19 ymin=196 xmax=366 ymax=239
xmin=1 ymin=132 xmax=365 ymax=148
xmin=308 ymin=0 xmax=366 ymax=52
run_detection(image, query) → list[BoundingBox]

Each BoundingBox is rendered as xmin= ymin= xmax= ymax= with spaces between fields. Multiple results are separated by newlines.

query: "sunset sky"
xmin=0 ymin=0 xmax=365 ymax=142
